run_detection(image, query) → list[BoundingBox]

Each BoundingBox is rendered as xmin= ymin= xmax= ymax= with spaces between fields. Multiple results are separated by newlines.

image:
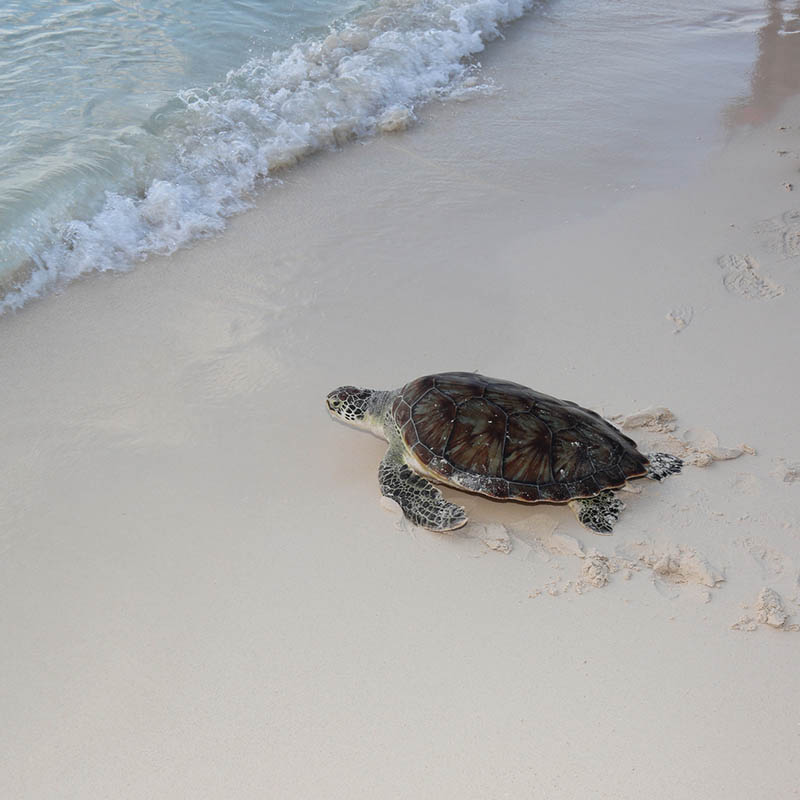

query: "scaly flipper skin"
xmin=379 ymin=449 xmax=468 ymax=531
xmin=569 ymin=490 xmax=625 ymax=535
xmin=645 ymin=452 xmax=683 ymax=481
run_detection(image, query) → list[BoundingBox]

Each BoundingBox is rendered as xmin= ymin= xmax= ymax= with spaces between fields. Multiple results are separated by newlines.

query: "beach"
xmin=2 ymin=2 xmax=800 ymax=797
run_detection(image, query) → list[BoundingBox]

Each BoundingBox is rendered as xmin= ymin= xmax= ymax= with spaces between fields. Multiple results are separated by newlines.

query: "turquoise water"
xmin=1 ymin=0 xmax=530 ymax=310
xmin=1 ymin=0 xmax=362 ymax=299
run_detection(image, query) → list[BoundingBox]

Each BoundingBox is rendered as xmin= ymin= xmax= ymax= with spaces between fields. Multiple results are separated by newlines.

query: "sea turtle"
xmin=326 ymin=372 xmax=682 ymax=534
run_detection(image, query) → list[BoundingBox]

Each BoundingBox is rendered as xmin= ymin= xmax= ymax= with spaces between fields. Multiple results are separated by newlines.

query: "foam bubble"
xmin=377 ymin=105 xmax=415 ymax=132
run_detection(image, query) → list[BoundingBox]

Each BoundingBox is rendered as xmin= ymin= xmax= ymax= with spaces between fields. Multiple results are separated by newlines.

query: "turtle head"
xmin=327 ymin=385 xmax=394 ymax=437
xmin=326 ymin=386 xmax=375 ymax=427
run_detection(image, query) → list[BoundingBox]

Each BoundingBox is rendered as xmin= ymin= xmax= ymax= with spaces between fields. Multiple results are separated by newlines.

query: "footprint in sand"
xmin=755 ymin=209 xmax=800 ymax=258
xmin=665 ymin=305 xmax=693 ymax=334
xmin=716 ymin=254 xmax=785 ymax=300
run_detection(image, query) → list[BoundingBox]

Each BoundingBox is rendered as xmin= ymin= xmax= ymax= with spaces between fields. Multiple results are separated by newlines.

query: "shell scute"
xmin=446 ymin=397 xmax=505 ymax=476
xmin=503 ymin=413 xmax=553 ymax=484
xmin=403 ymin=374 xmax=435 ymax=406
xmin=485 ymin=386 xmax=533 ymax=414
xmin=587 ymin=440 xmax=614 ymax=465
xmin=410 ymin=441 xmax=434 ymax=466
xmin=552 ymin=429 xmax=596 ymax=481
xmin=483 ymin=477 xmax=509 ymax=499
xmin=393 ymin=398 xmax=411 ymax=429
xmin=412 ymin=389 xmax=456 ymax=456
xmin=542 ymin=483 xmax=571 ymax=502
xmin=508 ymin=483 xmax=540 ymax=502
xmin=431 ymin=373 xmax=482 ymax=404
xmin=531 ymin=404 xmax=576 ymax=433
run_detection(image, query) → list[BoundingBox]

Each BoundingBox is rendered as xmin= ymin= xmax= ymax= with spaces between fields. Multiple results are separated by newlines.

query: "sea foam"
xmin=1 ymin=0 xmax=533 ymax=312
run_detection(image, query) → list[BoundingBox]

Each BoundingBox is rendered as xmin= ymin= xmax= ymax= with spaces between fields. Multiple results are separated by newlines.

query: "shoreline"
xmin=2 ymin=6 xmax=800 ymax=798
xmin=1 ymin=0 xmax=761 ymax=314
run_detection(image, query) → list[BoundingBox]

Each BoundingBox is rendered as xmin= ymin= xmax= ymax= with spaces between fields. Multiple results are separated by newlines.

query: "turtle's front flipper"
xmin=645 ymin=452 xmax=683 ymax=481
xmin=379 ymin=450 xmax=467 ymax=531
xmin=568 ymin=490 xmax=624 ymax=535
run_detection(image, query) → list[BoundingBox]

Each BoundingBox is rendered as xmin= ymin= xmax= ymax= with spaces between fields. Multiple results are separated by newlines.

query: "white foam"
xmin=1 ymin=0 xmax=534 ymax=312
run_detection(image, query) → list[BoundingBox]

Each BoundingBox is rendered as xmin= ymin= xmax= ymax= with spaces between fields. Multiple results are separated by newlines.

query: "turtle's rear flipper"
xmin=379 ymin=451 xmax=467 ymax=532
xmin=645 ymin=452 xmax=683 ymax=481
xmin=569 ymin=490 xmax=624 ymax=535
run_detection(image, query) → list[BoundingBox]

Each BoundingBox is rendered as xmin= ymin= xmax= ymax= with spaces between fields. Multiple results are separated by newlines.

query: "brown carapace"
xmin=393 ymin=372 xmax=649 ymax=504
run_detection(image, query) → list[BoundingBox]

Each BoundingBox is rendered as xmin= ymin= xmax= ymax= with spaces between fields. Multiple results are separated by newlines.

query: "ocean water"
xmin=0 ymin=0 xmax=532 ymax=311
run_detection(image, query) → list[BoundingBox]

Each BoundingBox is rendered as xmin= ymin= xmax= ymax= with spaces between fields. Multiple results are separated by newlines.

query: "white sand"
xmin=2 ymin=10 xmax=800 ymax=799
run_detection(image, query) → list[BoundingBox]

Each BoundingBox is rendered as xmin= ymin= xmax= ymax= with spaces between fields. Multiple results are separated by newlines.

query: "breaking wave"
xmin=1 ymin=0 xmax=534 ymax=312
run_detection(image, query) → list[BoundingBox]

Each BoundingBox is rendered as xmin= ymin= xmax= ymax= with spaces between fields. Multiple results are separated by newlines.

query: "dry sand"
xmin=2 ymin=8 xmax=800 ymax=800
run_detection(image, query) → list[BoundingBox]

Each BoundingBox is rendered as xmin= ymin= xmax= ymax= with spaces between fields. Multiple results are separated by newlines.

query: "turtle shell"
xmin=392 ymin=372 xmax=648 ymax=503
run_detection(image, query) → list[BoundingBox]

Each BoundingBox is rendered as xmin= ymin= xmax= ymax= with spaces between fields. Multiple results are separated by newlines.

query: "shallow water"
xmin=0 ymin=0 xmax=363 ymax=302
